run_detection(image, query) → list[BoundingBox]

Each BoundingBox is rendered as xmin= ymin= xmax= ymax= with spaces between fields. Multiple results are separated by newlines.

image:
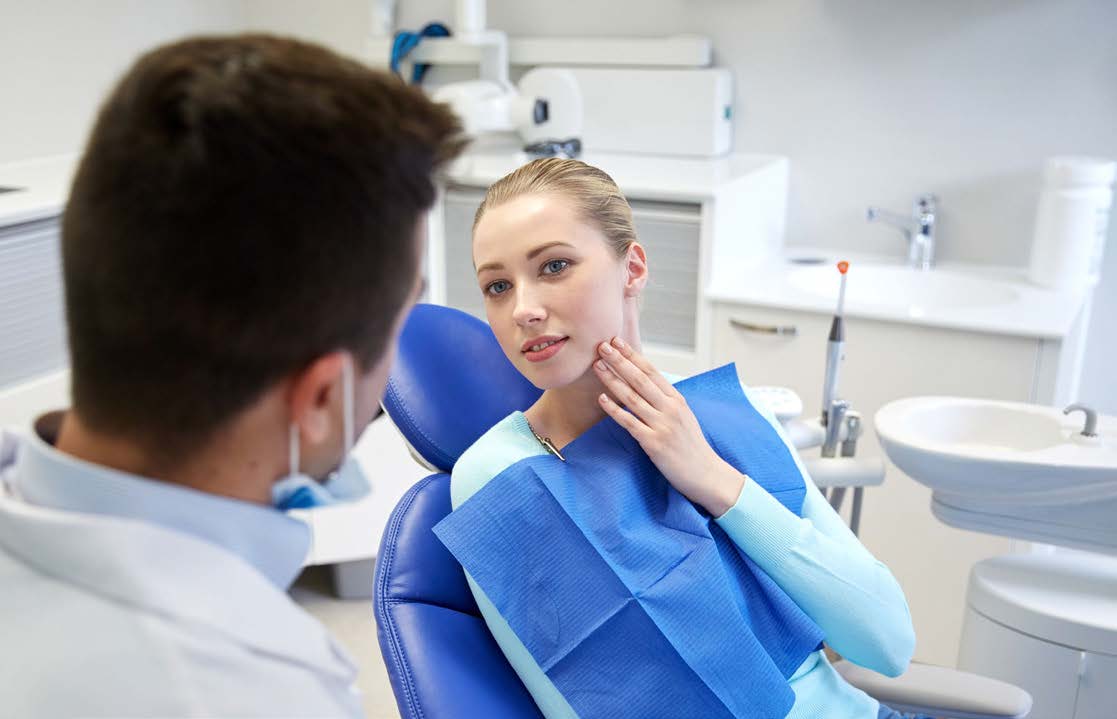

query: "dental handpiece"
xmin=821 ymin=399 xmax=849 ymax=458
xmin=841 ymin=412 xmax=863 ymax=457
xmin=820 ymin=261 xmax=849 ymax=425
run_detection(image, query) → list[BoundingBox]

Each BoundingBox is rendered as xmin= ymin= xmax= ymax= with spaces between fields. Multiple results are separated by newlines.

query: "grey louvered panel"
xmin=632 ymin=205 xmax=700 ymax=350
xmin=440 ymin=189 xmax=701 ymax=351
xmin=0 ymin=217 xmax=67 ymax=391
xmin=443 ymin=189 xmax=488 ymax=320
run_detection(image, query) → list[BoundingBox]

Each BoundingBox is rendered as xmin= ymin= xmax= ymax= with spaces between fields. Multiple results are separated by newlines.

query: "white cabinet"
xmin=426 ymin=148 xmax=790 ymax=377
xmin=959 ymin=606 xmax=1117 ymax=719
xmin=958 ymin=552 xmax=1117 ymax=719
xmin=1076 ymin=652 xmax=1117 ymax=719
xmin=711 ymin=301 xmax=1041 ymax=666
xmin=959 ymin=607 xmax=1084 ymax=719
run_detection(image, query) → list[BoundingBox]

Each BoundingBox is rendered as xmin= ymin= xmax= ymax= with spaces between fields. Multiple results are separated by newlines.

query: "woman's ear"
xmin=624 ymin=242 xmax=649 ymax=297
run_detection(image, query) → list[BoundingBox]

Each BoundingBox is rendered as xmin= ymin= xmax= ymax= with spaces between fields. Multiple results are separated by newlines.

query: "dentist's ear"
xmin=287 ymin=352 xmax=348 ymax=445
xmin=623 ymin=242 xmax=649 ymax=297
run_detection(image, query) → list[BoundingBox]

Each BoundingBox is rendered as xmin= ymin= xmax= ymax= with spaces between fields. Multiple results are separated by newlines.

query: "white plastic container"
xmin=1028 ymin=156 xmax=1116 ymax=290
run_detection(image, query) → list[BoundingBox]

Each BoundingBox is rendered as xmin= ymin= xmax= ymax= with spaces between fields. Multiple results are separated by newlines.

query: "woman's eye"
xmin=542 ymin=259 xmax=569 ymax=275
xmin=485 ymin=280 xmax=511 ymax=296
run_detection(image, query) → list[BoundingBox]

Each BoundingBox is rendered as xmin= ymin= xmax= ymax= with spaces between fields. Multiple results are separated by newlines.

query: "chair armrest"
xmin=784 ymin=418 xmax=825 ymax=449
xmin=833 ymin=660 xmax=1032 ymax=719
xmin=802 ymin=456 xmax=885 ymax=489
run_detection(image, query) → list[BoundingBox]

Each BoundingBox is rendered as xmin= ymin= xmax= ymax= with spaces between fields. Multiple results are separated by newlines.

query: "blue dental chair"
xmin=373 ymin=304 xmax=1032 ymax=719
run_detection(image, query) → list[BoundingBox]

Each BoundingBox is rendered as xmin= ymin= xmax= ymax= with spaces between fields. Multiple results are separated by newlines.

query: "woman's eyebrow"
xmin=475 ymin=241 xmax=576 ymax=275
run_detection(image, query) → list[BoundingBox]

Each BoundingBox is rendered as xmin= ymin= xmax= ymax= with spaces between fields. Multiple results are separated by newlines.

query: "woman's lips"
xmin=523 ymin=337 xmax=569 ymax=363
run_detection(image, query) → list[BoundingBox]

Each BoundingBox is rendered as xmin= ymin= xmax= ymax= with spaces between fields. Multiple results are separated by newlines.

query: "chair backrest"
xmin=382 ymin=303 xmax=541 ymax=472
xmin=375 ymin=304 xmax=544 ymax=718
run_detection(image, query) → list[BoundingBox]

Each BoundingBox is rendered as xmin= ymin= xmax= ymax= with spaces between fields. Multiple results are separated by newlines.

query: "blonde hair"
xmin=472 ymin=158 xmax=637 ymax=257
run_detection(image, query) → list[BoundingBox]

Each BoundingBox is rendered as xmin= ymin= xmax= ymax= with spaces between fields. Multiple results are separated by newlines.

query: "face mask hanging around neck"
xmin=271 ymin=355 xmax=371 ymax=510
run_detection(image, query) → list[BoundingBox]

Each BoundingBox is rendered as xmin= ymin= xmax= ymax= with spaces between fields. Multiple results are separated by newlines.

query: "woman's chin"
xmin=519 ymin=360 xmax=582 ymax=391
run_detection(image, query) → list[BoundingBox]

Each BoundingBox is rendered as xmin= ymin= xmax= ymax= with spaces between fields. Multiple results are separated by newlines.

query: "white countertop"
xmin=3 ymin=151 xmax=1086 ymax=340
xmin=0 ymin=146 xmax=783 ymax=226
xmin=446 ymin=143 xmax=787 ymax=202
xmin=707 ymin=250 xmax=1089 ymax=340
xmin=0 ymin=153 xmax=79 ymax=226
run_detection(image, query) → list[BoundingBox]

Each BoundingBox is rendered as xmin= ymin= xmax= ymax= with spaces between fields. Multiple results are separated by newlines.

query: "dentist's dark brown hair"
xmin=62 ymin=34 xmax=466 ymax=460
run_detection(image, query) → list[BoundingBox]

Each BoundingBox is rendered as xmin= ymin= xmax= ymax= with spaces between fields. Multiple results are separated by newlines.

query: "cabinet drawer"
xmin=712 ymin=302 xmax=1041 ymax=423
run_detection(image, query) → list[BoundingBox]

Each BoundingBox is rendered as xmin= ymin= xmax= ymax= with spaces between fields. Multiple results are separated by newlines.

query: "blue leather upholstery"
xmin=382 ymin=304 xmax=541 ymax=472
xmin=376 ymin=304 xmax=544 ymax=718
xmin=374 ymin=474 xmax=544 ymax=719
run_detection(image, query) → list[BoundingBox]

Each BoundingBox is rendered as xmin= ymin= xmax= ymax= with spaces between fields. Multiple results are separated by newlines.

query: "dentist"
xmin=0 ymin=35 xmax=463 ymax=717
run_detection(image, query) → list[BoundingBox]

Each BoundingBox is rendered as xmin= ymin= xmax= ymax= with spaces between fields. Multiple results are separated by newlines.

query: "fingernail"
xmin=612 ymin=337 xmax=625 ymax=349
xmin=595 ymin=360 xmax=607 ymax=371
xmin=600 ymin=342 xmax=613 ymax=355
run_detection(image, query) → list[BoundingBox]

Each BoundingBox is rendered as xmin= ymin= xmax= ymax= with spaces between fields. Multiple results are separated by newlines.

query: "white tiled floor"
xmin=290 ymin=566 xmax=402 ymax=719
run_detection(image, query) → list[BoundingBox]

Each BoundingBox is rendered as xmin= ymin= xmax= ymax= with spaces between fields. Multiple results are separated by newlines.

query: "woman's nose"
xmin=511 ymin=287 xmax=546 ymax=326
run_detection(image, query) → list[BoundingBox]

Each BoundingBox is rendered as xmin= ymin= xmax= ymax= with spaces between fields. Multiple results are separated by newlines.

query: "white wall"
xmin=0 ymin=0 xmax=249 ymax=164
xmin=396 ymin=0 xmax=1117 ymax=413
xmin=241 ymin=0 xmax=371 ymax=58
xmin=4 ymin=2 xmax=1112 ymax=406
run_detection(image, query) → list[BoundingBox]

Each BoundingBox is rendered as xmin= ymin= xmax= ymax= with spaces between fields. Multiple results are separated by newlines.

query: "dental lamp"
xmin=431 ymin=67 xmax=583 ymax=149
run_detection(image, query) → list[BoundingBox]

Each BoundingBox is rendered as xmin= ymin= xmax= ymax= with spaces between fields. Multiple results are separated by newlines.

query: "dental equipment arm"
xmin=819 ymin=261 xmax=849 ymax=431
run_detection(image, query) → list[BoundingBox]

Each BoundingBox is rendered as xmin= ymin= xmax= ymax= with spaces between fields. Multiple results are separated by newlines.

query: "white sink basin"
xmin=875 ymin=397 xmax=1117 ymax=552
xmin=787 ymin=264 xmax=1019 ymax=313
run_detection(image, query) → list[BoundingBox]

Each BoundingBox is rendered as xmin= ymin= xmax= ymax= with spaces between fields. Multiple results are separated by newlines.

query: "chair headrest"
xmin=383 ymin=304 xmax=543 ymax=472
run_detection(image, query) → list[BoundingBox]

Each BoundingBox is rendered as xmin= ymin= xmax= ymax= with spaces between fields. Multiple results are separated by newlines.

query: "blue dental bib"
xmin=434 ymin=364 xmax=825 ymax=718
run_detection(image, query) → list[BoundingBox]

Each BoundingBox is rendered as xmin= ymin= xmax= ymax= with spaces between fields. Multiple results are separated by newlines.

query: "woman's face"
xmin=473 ymin=193 xmax=641 ymax=390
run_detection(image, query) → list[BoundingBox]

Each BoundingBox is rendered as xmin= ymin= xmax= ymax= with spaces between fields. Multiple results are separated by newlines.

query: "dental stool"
xmin=374 ymin=304 xmax=1031 ymax=719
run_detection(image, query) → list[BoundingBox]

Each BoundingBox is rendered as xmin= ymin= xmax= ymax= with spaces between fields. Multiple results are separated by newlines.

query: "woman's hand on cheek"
xmin=593 ymin=338 xmax=745 ymax=516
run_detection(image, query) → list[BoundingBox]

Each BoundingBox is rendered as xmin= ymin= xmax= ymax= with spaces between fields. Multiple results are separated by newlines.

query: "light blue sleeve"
xmin=713 ymin=386 xmax=916 ymax=677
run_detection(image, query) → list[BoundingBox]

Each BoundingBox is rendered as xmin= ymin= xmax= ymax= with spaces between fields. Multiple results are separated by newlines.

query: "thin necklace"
xmin=524 ymin=417 xmax=566 ymax=461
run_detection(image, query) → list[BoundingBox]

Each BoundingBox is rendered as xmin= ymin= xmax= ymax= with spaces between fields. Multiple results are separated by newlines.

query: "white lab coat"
xmin=0 ymin=473 xmax=364 ymax=718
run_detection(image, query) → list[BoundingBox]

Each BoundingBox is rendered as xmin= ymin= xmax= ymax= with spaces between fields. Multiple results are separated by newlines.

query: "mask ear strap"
xmin=342 ymin=355 xmax=355 ymax=454
xmin=288 ymin=423 xmax=300 ymax=479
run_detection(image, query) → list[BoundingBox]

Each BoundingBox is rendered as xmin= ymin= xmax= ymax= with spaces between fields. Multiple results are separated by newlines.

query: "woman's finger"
xmin=600 ymin=339 xmax=678 ymax=407
xmin=594 ymin=359 xmax=658 ymax=422
xmin=598 ymin=392 xmax=651 ymax=440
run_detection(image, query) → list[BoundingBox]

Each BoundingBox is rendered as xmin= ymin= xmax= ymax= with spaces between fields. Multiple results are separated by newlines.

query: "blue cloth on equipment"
xmin=390 ymin=22 xmax=451 ymax=85
xmin=434 ymin=364 xmax=825 ymax=718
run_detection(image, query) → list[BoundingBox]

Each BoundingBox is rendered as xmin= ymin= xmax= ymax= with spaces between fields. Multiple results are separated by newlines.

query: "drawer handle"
xmin=729 ymin=318 xmax=798 ymax=337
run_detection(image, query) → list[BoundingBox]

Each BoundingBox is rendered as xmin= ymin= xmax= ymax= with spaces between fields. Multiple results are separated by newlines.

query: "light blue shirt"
xmin=450 ymin=384 xmax=916 ymax=719
xmin=7 ymin=416 xmax=310 ymax=590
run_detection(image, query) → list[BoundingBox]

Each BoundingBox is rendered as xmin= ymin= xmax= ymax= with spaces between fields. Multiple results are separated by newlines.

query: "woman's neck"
xmin=525 ymin=373 xmax=607 ymax=450
xmin=525 ymin=333 xmax=643 ymax=450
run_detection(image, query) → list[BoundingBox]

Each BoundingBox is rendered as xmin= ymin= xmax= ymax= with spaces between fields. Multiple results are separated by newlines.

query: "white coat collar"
xmin=0 ymin=432 xmax=357 ymax=682
xmin=8 ymin=416 xmax=310 ymax=590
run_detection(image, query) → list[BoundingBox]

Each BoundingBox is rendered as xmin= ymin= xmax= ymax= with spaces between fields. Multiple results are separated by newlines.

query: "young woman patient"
xmin=451 ymin=158 xmax=921 ymax=719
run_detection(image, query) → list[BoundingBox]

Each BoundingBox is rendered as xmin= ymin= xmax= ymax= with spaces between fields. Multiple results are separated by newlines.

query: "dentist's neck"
xmin=54 ymin=398 xmax=288 ymax=506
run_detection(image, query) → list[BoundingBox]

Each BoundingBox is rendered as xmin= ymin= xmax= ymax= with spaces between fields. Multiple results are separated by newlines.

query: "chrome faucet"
xmin=867 ymin=194 xmax=938 ymax=270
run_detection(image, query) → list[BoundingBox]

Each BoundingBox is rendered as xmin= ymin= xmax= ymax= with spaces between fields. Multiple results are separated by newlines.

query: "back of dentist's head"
xmin=61 ymin=34 xmax=465 ymax=463
xmin=472 ymin=157 xmax=637 ymax=257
